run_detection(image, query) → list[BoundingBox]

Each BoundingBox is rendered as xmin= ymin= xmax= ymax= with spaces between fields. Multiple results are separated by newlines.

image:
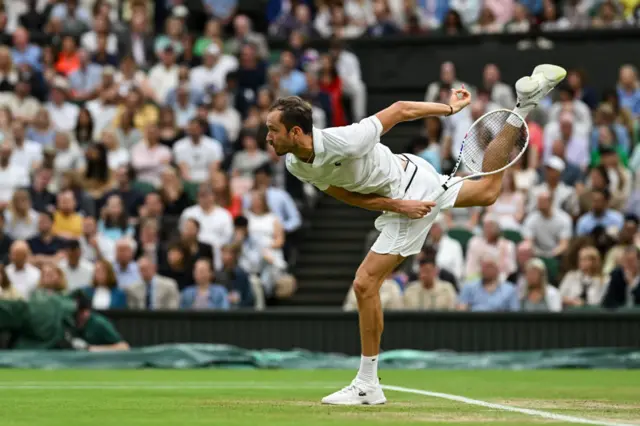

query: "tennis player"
xmin=265 ymin=64 xmax=566 ymax=405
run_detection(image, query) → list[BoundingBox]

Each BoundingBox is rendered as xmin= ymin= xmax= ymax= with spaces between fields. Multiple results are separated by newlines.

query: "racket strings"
xmin=461 ymin=110 xmax=528 ymax=174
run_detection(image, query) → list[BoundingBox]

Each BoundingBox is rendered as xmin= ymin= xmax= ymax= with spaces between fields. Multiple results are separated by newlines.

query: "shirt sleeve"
xmin=317 ymin=116 xmax=383 ymax=165
xmin=457 ymin=283 xmax=472 ymax=306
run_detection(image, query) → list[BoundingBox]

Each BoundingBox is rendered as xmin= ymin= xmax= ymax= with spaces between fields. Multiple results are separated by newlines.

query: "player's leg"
xmin=454 ymin=64 xmax=567 ymax=208
xmin=321 ymin=250 xmax=402 ymax=405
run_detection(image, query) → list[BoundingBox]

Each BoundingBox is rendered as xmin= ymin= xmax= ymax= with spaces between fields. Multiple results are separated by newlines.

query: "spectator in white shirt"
xmin=147 ymin=45 xmax=180 ymax=105
xmin=59 ymin=239 xmax=95 ymax=291
xmin=190 ymin=42 xmax=238 ymax=92
xmin=131 ymin=123 xmax=172 ymax=187
xmin=50 ymin=132 xmax=86 ymax=192
xmin=4 ymin=189 xmax=39 ymax=241
xmin=180 ymin=184 xmax=234 ymax=269
xmin=0 ymin=79 xmax=40 ymax=123
xmin=422 ymin=215 xmax=465 ymax=282
xmin=45 ymin=80 xmax=80 ymax=132
xmin=6 ymin=240 xmax=40 ymax=299
xmin=81 ymin=15 xmax=118 ymax=55
xmin=79 ymin=216 xmax=115 ymax=263
xmin=101 ymin=129 xmax=129 ymax=171
xmin=172 ymin=118 xmax=223 ymax=183
xmin=9 ymin=120 xmax=42 ymax=172
xmin=0 ymin=144 xmax=30 ymax=207
xmin=207 ymin=90 xmax=241 ymax=145
xmin=86 ymin=84 xmax=118 ymax=140
xmin=329 ymin=39 xmax=367 ymax=121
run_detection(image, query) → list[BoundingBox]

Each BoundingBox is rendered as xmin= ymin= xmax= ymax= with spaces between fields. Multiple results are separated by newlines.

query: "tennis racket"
xmin=429 ymin=108 xmax=530 ymax=202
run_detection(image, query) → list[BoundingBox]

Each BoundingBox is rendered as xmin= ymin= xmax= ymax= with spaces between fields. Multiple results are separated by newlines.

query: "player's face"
xmin=265 ymin=111 xmax=294 ymax=156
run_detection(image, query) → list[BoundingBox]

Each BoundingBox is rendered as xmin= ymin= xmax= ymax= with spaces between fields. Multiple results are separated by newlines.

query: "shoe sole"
xmin=321 ymin=399 xmax=387 ymax=406
xmin=515 ymin=64 xmax=567 ymax=98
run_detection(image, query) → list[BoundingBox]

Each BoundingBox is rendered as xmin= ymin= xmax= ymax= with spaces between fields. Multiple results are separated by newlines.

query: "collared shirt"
xmin=403 ymin=279 xmax=457 ymax=310
xmin=69 ymin=63 xmax=104 ymax=93
xmin=59 ymin=258 xmax=95 ymax=291
xmin=45 ymin=102 xmax=80 ymax=132
xmin=6 ymin=263 xmax=40 ymax=299
xmin=172 ymin=136 xmax=224 ymax=183
xmin=11 ymin=45 xmax=42 ymax=71
xmin=112 ymin=261 xmax=141 ymax=289
xmin=576 ymin=209 xmax=624 ymax=236
xmin=458 ymin=280 xmax=520 ymax=312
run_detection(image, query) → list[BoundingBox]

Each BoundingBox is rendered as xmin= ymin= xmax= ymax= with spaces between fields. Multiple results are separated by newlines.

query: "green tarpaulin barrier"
xmin=0 ymin=345 xmax=639 ymax=369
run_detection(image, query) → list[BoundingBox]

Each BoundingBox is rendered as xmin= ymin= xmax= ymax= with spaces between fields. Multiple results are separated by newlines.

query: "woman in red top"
xmin=55 ymin=35 xmax=81 ymax=76
xmin=318 ymin=54 xmax=347 ymax=127
xmin=210 ymin=169 xmax=243 ymax=218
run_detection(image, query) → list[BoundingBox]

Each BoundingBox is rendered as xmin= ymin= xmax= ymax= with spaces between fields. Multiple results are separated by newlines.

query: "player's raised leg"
xmin=455 ymin=64 xmax=567 ymax=208
xmin=321 ymin=250 xmax=403 ymax=405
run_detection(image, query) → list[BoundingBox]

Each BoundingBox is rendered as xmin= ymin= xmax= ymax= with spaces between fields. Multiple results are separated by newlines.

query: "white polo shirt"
xmin=172 ymin=136 xmax=224 ymax=183
xmin=286 ymin=116 xmax=405 ymax=198
xmin=6 ymin=263 xmax=40 ymax=299
xmin=10 ymin=140 xmax=43 ymax=171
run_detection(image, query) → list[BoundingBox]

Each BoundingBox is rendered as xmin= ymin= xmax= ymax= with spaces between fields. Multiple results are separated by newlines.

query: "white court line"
xmin=0 ymin=382 xmax=340 ymax=391
xmin=382 ymin=385 xmax=639 ymax=426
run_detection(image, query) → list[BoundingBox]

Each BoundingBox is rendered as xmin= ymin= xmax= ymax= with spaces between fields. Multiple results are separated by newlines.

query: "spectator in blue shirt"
xmin=576 ymin=188 xmax=624 ymax=236
xmin=82 ymin=259 xmax=128 ymax=309
xmin=180 ymin=258 xmax=230 ymax=310
xmin=68 ymin=50 xmax=103 ymax=102
xmin=617 ymin=65 xmax=640 ymax=118
xmin=112 ymin=238 xmax=141 ymax=289
xmin=11 ymin=28 xmax=42 ymax=72
xmin=457 ymin=255 xmax=520 ymax=312
xmin=244 ymin=164 xmax=302 ymax=234
xmin=279 ymin=50 xmax=306 ymax=96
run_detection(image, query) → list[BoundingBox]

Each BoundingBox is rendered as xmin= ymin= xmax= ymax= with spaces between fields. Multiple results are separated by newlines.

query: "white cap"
xmin=172 ymin=5 xmax=188 ymax=18
xmin=545 ymin=156 xmax=565 ymax=172
xmin=205 ymin=43 xmax=221 ymax=56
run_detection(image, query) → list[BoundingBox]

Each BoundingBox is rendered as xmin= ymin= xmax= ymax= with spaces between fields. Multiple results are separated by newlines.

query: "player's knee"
xmin=353 ymin=275 xmax=377 ymax=300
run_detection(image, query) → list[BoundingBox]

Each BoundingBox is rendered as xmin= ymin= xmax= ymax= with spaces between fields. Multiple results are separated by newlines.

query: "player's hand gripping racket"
xmin=429 ymin=108 xmax=530 ymax=202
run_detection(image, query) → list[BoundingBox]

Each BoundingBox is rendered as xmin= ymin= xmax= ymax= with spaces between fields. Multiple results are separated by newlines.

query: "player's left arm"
xmin=375 ymin=88 xmax=471 ymax=135
xmin=324 ymin=186 xmax=435 ymax=219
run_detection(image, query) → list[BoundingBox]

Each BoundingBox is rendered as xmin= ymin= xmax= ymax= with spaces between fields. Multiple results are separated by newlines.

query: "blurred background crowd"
xmin=0 ymin=0 xmax=637 ymax=314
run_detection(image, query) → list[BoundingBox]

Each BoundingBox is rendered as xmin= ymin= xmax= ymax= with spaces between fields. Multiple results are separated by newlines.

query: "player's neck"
xmin=292 ymin=134 xmax=315 ymax=164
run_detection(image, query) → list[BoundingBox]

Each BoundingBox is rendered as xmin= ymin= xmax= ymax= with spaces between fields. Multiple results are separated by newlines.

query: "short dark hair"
xmin=419 ymin=245 xmax=438 ymax=265
xmin=268 ymin=96 xmax=313 ymax=134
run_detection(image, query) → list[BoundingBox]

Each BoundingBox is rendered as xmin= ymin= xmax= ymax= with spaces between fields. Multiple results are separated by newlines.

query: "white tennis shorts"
xmin=370 ymin=154 xmax=463 ymax=258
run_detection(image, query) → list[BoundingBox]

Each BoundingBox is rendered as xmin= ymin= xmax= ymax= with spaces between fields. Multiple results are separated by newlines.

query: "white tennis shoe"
xmin=321 ymin=380 xmax=386 ymax=405
xmin=515 ymin=64 xmax=567 ymax=109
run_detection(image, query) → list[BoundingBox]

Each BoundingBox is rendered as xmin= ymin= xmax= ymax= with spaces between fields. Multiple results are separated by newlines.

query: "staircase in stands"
xmin=285 ymin=122 xmax=422 ymax=306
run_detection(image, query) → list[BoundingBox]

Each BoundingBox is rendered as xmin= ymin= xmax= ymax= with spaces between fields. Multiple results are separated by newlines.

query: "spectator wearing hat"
xmin=148 ymin=43 xmax=180 ymax=105
xmin=523 ymin=190 xmax=573 ymax=258
xmin=528 ymin=156 xmax=579 ymax=217
xmin=59 ymin=239 xmax=95 ymax=291
xmin=458 ymin=252 xmax=519 ymax=312
xmin=45 ymin=78 xmax=80 ymax=133
xmin=576 ymin=188 xmax=624 ymax=237
xmin=465 ymin=215 xmax=517 ymax=283
xmin=404 ymin=247 xmax=457 ymax=311
xmin=190 ymin=42 xmax=239 ymax=93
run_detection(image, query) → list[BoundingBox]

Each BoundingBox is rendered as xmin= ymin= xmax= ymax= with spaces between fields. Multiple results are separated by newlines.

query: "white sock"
xmin=512 ymin=105 xmax=534 ymax=122
xmin=355 ymin=355 xmax=379 ymax=385
xmin=507 ymin=112 xmax=526 ymax=128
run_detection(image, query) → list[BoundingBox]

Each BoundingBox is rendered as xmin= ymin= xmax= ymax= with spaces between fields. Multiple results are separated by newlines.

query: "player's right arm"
xmin=375 ymin=88 xmax=471 ymax=135
xmin=324 ymin=186 xmax=435 ymax=219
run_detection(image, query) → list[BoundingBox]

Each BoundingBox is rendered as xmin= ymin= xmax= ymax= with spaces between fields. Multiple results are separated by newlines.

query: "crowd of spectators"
xmin=267 ymin=0 xmax=640 ymax=40
xmin=357 ymin=60 xmax=640 ymax=313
